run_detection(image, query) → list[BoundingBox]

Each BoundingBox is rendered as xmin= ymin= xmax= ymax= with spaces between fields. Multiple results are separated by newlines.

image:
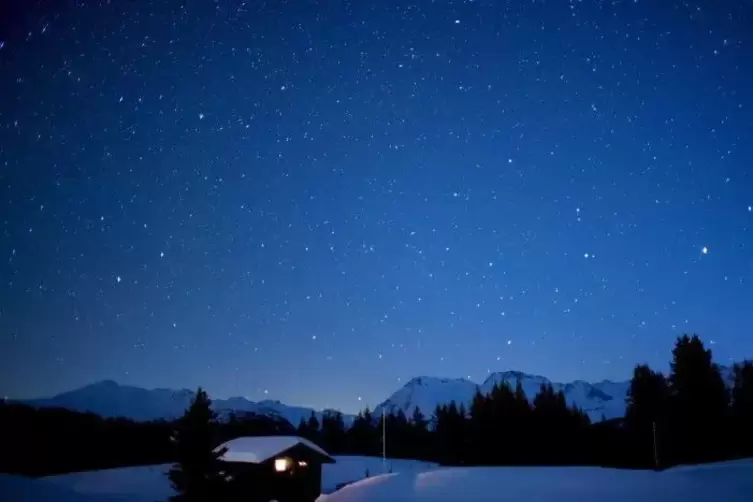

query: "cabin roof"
xmin=215 ymin=435 xmax=335 ymax=464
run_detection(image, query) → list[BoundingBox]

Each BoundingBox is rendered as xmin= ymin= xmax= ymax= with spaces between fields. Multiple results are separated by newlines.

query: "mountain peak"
xmin=482 ymin=370 xmax=550 ymax=386
xmin=404 ymin=376 xmax=470 ymax=388
xmin=90 ymin=379 xmax=120 ymax=389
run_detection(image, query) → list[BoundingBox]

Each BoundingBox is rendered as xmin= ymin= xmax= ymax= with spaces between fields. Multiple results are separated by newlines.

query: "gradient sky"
xmin=1 ymin=0 xmax=752 ymax=414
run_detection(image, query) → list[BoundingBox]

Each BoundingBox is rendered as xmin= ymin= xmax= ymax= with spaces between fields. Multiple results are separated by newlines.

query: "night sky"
xmin=1 ymin=0 xmax=752 ymax=414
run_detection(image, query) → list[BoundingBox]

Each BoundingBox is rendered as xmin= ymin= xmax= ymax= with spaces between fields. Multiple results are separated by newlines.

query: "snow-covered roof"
xmin=215 ymin=435 xmax=334 ymax=464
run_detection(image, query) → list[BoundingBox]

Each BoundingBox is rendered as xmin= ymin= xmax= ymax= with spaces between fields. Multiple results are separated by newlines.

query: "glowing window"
xmin=274 ymin=458 xmax=290 ymax=472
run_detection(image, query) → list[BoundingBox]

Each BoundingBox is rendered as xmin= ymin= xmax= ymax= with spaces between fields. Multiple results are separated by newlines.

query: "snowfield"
xmin=42 ymin=463 xmax=174 ymax=502
xmin=1 ymin=457 xmax=750 ymax=501
xmin=12 ymin=456 xmax=436 ymax=501
xmin=321 ymin=456 xmax=439 ymax=493
xmin=318 ymin=459 xmax=753 ymax=502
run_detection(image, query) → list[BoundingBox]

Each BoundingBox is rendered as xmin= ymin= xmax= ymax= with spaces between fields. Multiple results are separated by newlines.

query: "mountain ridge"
xmin=15 ymin=368 xmax=646 ymax=425
xmin=373 ymin=372 xmax=630 ymax=422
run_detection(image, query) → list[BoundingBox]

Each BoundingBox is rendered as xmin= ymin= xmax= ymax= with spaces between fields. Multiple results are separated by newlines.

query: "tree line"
xmin=3 ymin=333 xmax=752 ymax=479
xmin=296 ymin=334 xmax=753 ymax=469
xmin=0 ymin=401 xmax=296 ymax=476
xmin=625 ymin=334 xmax=753 ymax=467
xmin=295 ymin=380 xmax=593 ymax=466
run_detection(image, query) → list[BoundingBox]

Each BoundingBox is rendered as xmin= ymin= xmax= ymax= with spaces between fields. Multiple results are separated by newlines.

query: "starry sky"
xmin=1 ymin=0 xmax=752 ymax=414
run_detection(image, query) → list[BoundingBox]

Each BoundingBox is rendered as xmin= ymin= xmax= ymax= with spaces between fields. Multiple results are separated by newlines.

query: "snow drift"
xmin=319 ymin=459 xmax=753 ymax=502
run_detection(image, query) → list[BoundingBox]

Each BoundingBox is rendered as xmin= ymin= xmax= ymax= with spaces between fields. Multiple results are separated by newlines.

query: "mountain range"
xmin=18 ymin=379 xmax=341 ymax=426
xmin=372 ymin=372 xmax=631 ymax=423
xmin=15 ymin=369 xmax=657 ymax=425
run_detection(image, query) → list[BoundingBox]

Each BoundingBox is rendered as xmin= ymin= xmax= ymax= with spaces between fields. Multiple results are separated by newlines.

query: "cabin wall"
xmin=222 ymin=458 xmax=323 ymax=502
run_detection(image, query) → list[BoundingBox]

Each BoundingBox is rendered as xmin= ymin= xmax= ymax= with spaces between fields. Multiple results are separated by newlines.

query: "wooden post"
xmin=382 ymin=408 xmax=386 ymax=472
xmin=652 ymin=420 xmax=659 ymax=470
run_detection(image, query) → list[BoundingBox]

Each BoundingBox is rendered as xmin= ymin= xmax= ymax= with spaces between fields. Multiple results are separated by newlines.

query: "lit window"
xmin=275 ymin=458 xmax=290 ymax=472
xmin=298 ymin=461 xmax=308 ymax=467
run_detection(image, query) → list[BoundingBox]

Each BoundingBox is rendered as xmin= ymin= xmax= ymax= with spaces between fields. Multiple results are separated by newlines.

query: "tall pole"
xmin=652 ymin=420 xmax=659 ymax=470
xmin=382 ymin=408 xmax=386 ymax=472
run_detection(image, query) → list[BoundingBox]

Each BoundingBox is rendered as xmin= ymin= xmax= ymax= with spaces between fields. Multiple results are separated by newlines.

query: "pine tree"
xmin=167 ymin=388 xmax=229 ymax=502
xmin=296 ymin=417 xmax=309 ymax=438
xmin=469 ymin=389 xmax=490 ymax=464
xmin=321 ymin=411 xmax=346 ymax=454
xmin=625 ymin=364 xmax=669 ymax=468
xmin=306 ymin=411 xmax=321 ymax=443
xmin=512 ymin=379 xmax=533 ymax=463
xmin=411 ymin=406 xmax=428 ymax=431
xmin=347 ymin=408 xmax=377 ymax=455
xmin=731 ymin=361 xmax=753 ymax=457
xmin=410 ymin=407 xmax=429 ymax=459
xmin=668 ymin=334 xmax=730 ymax=464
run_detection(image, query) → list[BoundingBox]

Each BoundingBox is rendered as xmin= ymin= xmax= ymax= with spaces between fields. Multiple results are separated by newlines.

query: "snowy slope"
xmin=375 ymin=371 xmax=630 ymax=422
xmin=321 ymin=456 xmax=439 ymax=493
xmin=29 ymin=457 xmax=753 ymax=502
xmin=373 ymin=377 xmax=480 ymax=418
xmin=39 ymin=456 xmax=439 ymax=501
xmin=319 ymin=460 xmax=753 ymax=502
xmin=43 ymin=464 xmax=174 ymax=502
xmin=21 ymin=380 xmax=348 ymax=426
xmin=0 ymin=474 xmax=127 ymax=502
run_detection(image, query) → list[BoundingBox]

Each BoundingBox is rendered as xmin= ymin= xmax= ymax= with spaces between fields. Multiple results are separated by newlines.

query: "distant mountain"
xmin=20 ymin=380 xmax=349 ymax=426
xmin=374 ymin=366 xmax=736 ymax=423
xmin=19 ymin=365 xmax=735 ymax=425
xmin=373 ymin=372 xmax=630 ymax=422
xmin=371 ymin=377 xmax=480 ymax=419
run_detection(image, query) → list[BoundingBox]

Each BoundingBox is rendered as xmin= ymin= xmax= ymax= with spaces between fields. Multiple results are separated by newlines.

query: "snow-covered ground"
xmin=4 ymin=456 xmax=436 ymax=501
xmin=0 ymin=474 xmax=108 ymax=502
xmin=2 ymin=457 xmax=750 ymax=501
xmin=42 ymin=463 xmax=174 ymax=502
xmin=321 ymin=456 xmax=439 ymax=493
xmin=318 ymin=459 xmax=753 ymax=502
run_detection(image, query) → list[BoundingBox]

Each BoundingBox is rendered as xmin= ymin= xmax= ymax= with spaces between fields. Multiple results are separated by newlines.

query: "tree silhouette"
xmin=321 ymin=411 xmax=346 ymax=453
xmin=167 ymin=388 xmax=229 ymax=501
xmin=731 ymin=361 xmax=753 ymax=457
xmin=305 ymin=411 xmax=321 ymax=443
xmin=626 ymin=364 xmax=669 ymax=468
xmin=668 ymin=334 xmax=729 ymax=464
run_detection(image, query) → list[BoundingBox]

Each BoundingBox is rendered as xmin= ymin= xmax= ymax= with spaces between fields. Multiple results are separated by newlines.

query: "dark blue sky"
xmin=1 ymin=0 xmax=752 ymax=413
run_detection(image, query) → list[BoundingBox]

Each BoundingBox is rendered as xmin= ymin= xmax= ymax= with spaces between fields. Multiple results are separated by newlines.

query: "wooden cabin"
xmin=216 ymin=435 xmax=335 ymax=502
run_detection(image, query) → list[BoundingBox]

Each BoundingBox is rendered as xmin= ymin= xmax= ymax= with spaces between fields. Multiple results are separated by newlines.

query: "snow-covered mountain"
xmin=27 ymin=365 xmax=736 ymax=425
xmin=18 ymin=362 xmax=741 ymax=426
xmin=372 ymin=377 xmax=480 ymax=418
xmin=20 ymin=380 xmax=347 ymax=426
xmin=373 ymin=371 xmax=631 ymax=423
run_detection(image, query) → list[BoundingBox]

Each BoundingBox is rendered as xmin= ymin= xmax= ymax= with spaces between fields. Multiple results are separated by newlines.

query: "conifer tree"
xmin=167 ymin=388 xmax=229 ymax=502
xmin=410 ymin=406 xmax=429 ymax=459
xmin=731 ymin=361 xmax=753 ymax=457
xmin=306 ymin=411 xmax=321 ymax=442
xmin=668 ymin=334 xmax=729 ymax=464
xmin=296 ymin=417 xmax=309 ymax=438
xmin=321 ymin=411 xmax=346 ymax=454
xmin=625 ymin=364 xmax=669 ymax=467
